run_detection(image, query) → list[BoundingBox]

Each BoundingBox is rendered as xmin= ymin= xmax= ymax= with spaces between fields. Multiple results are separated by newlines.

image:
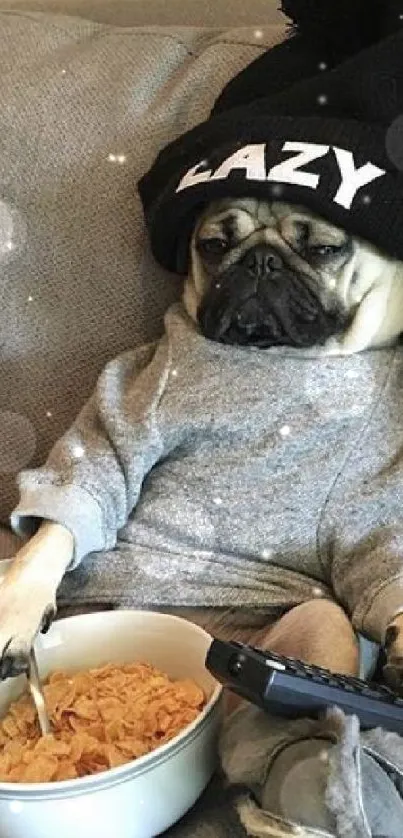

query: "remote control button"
xmin=328 ymin=680 xmax=341 ymax=688
xmin=228 ymin=653 xmax=245 ymax=677
xmin=361 ymin=685 xmax=387 ymax=699
xmin=341 ymin=677 xmax=366 ymax=690
xmin=373 ymin=684 xmax=395 ymax=697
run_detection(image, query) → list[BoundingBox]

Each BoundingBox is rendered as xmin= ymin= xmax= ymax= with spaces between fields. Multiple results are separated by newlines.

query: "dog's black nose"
xmin=242 ymin=245 xmax=283 ymax=278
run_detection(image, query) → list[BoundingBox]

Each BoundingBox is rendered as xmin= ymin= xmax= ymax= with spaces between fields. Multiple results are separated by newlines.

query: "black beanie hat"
xmin=138 ymin=0 xmax=403 ymax=274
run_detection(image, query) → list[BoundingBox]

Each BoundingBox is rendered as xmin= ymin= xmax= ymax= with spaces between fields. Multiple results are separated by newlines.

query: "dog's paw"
xmin=383 ymin=617 xmax=403 ymax=694
xmin=322 ymin=337 xmax=345 ymax=356
xmin=0 ymin=580 xmax=56 ymax=680
xmin=322 ymin=337 xmax=357 ymax=357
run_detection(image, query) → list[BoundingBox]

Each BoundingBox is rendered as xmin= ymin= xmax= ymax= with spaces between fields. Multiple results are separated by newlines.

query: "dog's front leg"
xmin=0 ymin=521 xmax=74 ymax=679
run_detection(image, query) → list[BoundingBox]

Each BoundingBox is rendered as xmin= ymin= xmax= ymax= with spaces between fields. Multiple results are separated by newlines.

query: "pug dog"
xmin=186 ymin=197 xmax=403 ymax=357
xmin=2 ymin=198 xmax=403 ymax=692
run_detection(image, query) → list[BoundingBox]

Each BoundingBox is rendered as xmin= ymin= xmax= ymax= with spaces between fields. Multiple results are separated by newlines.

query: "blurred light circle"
xmin=0 ymin=200 xmax=26 ymax=262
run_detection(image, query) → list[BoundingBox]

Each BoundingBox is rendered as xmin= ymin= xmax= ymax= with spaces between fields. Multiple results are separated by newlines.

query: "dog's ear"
xmin=175 ymin=233 xmax=192 ymax=275
xmin=174 ymin=210 xmax=203 ymax=275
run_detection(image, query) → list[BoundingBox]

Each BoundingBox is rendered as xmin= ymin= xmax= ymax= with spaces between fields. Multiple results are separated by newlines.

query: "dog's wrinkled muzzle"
xmin=198 ymin=244 xmax=349 ymax=349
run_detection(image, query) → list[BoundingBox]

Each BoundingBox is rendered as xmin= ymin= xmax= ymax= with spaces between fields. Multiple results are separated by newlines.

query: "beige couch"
xmin=0 ymin=2 xmax=286 ymax=569
xmin=0 ymin=0 xmax=284 ymax=27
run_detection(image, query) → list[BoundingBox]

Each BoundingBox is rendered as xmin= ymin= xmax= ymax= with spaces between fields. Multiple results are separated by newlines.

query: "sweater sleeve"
xmin=327 ymin=358 xmax=403 ymax=642
xmin=10 ymin=336 xmax=174 ymax=569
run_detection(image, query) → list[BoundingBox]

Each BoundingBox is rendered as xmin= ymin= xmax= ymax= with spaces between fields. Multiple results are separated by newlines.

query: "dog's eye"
xmin=197 ymin=237 xmax=229 ymax=258
xmin=308 ymin=244 xmax=341 ymax=257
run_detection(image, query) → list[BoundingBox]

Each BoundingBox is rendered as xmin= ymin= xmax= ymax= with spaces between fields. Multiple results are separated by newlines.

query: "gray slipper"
xmin=220 ymin=704 xmax=403 ymax=838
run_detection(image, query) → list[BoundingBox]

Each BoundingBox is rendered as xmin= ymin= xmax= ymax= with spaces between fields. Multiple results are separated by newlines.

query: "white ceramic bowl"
xmin=0 ymin=610 xmax=223 ymax=838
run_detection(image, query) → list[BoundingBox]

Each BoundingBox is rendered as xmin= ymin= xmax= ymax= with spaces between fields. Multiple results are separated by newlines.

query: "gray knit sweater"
xmin=10 ymin=304 xmax=403 ymax=641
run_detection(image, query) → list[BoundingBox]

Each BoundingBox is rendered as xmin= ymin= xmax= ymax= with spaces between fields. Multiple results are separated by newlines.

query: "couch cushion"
xmin=0 ymin=0 xmax=285 ymax=27
xmin=0 ymin=13 xmax=285 ymax=554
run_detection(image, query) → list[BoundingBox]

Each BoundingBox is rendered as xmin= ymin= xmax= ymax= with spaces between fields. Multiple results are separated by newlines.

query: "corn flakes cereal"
xmin=0 ymin=663 xmax=205 ymax=783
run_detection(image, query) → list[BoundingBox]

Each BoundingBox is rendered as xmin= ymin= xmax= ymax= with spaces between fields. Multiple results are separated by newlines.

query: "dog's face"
xmin=183 ymin=198 xmax=394 ymax=353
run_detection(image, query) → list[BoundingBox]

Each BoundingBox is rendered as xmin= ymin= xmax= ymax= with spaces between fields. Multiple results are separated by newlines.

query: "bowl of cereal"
xmin=0 ymin=610 xmax=223 ymax=838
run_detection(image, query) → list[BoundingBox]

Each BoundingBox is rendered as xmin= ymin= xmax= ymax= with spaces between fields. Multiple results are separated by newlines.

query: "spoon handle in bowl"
xmin=28 ymin=647 xmax=51 ymax=737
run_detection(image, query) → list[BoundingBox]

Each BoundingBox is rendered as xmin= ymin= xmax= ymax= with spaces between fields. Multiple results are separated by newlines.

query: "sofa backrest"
xmin=0 ymin=0 xmax=284 ymax=27
xmin=0 ymin=13 xmax=285 ymax=538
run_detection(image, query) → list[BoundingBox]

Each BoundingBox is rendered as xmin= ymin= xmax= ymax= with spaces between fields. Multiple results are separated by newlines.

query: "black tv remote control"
xmin=205 ymin=639 xmax=403 ymax=733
